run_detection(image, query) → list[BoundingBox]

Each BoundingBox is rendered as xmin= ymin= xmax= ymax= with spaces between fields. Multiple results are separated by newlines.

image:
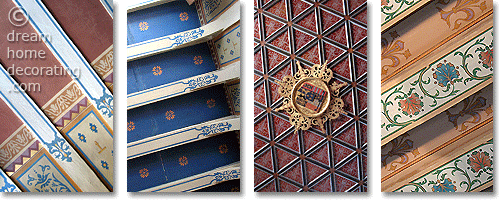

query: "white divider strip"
xmin=0 ymin=169 xmax=20 ymax=192
xmin=127 ymin=1 xmax=240 ymax=61
xmin=128 ymin=116 xmax=240 ymax=159
xmin=0 ymin=64 xmax=107 ymax=192
xmin=142 ymin=162 xmax=240 ymax=192
xmin=100 ymin=0 xmax=114 ymax=17
xmin=15 ymin=0 xmax=114 ymax=127
xmin=127 ymin=62 xmax=240 ymax=109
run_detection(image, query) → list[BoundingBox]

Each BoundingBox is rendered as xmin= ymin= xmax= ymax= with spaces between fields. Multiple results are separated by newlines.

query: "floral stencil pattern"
xmin=479 ymin=48 xmax=493 ymax=69
xmin=381 ymin=28 xmax=493 ymax=140
xmin=467 ymin=150 xmax=492 ymax=173
xmin=432 ymin=62 xmax=461 ymax=87
xmin=398 ymin=93 xmax=423 ymax=117
xmin=431 ymin=178 xmax=457 ymax=192
xmin=397 ymin=141 xmax=493 ymax=192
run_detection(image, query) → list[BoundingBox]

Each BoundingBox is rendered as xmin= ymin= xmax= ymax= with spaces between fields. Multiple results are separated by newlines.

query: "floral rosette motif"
xmin=467 ymin=150 xmax=493 ymax=174
xmin=479 ymin=47 xmax=493 ymax=69
xmin=398 ymin=93 xmax=423 ymax=117
xmin=431 ymin=178 xmax=457 ymax=192
xmin=432 ymin=62 xmax=460 ymax=87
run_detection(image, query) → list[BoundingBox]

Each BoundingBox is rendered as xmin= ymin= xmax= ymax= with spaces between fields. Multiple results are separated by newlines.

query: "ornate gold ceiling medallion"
xmin=276 ymin=61 xmax=347 ymax=133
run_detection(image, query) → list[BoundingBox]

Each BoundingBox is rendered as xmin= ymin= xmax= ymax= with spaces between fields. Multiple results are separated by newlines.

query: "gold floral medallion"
xmin=276 ymin=61 xmax=347 ymax=133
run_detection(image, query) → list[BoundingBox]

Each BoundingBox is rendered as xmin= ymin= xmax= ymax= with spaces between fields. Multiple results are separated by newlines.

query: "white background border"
xmin=2 ymin=0 xmax=498 ymax=198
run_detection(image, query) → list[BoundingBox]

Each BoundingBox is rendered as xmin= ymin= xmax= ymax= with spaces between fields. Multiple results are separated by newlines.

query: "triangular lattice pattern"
xmin=254 ymin=0 xmax=367 ymax=192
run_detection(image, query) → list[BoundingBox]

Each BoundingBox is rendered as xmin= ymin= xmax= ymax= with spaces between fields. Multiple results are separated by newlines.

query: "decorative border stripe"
xmin=143 ymin=163 xmax=240 ymax=192
xmin=128 ymin=116 xmax=240 ymax=159
xmin=381 ymin=27 xmax=493 ymax=143
xmin=127 ymin=62 xmax=239 ymax=109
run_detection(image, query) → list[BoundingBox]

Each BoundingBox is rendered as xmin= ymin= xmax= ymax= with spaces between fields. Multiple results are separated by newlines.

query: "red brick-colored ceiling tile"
xmin=320 ymin=9 xmax=341 ymax=32
xmin=326 ymin=24 xmax=347 ymax=46
xmin=357 ymin=89 xmax=367 ymax=112
xmin=341 ymin=89 xmax=354 ymax=113
xmin=255 ymin=115 xmax=270 ymax=139
xmin=299 ymin=43 xmax=320 ymax=64
xmin=353 ymin=8 xmax=367 ymax=24
xmin=348 ymin=0 xmax=365 ymax=12
xmin=266 ymin=48 xmax=287 ymax=70
xmin=272 ymin=114 xmax=291 ymax=137
xmin=278 ymin=131 xmax=300 ymax=153
xmin=291 ymin=0 xmax=312 ymax=18
xmin=293 ymin=28 xmax=314 ymax=51
xmin=360 ymin=122 xmax=367 ymax=145
xmin=255 ymin=167 xmax=272 ymax=186
xmin=269 ymin=81 xmax=282 ymax=105
xmin=254 ymin=17 xmax=261 ymax=39
xmin=309 ymin=143 xmax=330 ymax=166
xmin=324 ymin=42 xmax=345 ymax=64
xmin=297 ymin=12 xmax=317 ymax=33
xmin=305 ymin=161 xmax=327 ymax=183
xmin=255 ymin=136 xmax=268 ymax=152
xmin=254 ymin=74 xmax=261 ymax=83
xmin=324 ymin=0 xmax=344 ymax=13
xmin=255 ymin=50 xmax=263 ymax=72
xmin=258 ymin=179 xmax=276 ymax=192
xmin=264 ymin=15 xmax=285 ymax=38
xmin=303 ymin=130 xmax=324 ymax=152
xmin=266 ymin=0 xmax=287 ymax=20
xmin=271 ymin=62 xmax=292 ymax=80
xmin=311 ymin=174 xmax=332 ymax=192
xmin=255 ymin=148 xmax=274 ymax=171
xmin=334 ymin=174 xmax=356 ymax=192
xmin=270 ymin=31 xmax=291 ymax=52
xmin=282 ymin=162 xmax=304 ymax=185
xmin=359 ymin=79 xmax=367 ymax=88
xmin=354 ymin=55 xmax=367 ymax=78
xmin=279 ymin=179 xmax=301 ymax=192
xmin=263 ymin=0 xmax=273 ymax=5
xmin=333 ymin=143 xmax=354 ymax=164
xmin=338 ymin=156 xmax=359 ymax=178
xmin=362 ymin=154 xmax=367 ymax=179
xmin=335 ymin=123 xmax=356 ymax=147
xmin=350 ymin=22 xmax=366 ymax=45
xmin=254 ymin=83 xmax=266 ymax=105
xmin=331 ymin=57 xmax=351 ymax=79
xmin=276 ymin=148 xmax=296 ymax=170
xmin=330 ymin=114 xmax=351 ymax=132
xmin=355 ymin=43 xmax=367 ymax=55
xmin=254 ymin=105 xmax=264 ymax=118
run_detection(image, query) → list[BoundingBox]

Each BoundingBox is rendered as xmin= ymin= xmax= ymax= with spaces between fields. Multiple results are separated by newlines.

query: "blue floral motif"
xmin=230 ymin=50 xmax=234 ymax=55
xmin=0 ymin=176 xmax=19 ymax=192
xmin=27 ymin=165 xmax=72 ymax=192
xmin=226 ymin=38 xmax=230 ymax=43
xmin=46 ymin=136 xmax=72 ymax=162
xmin=166 ymin=28 xmax=205 ymax=49
xmin=101 ymin=160 xmax=109 ymax=170
xmin=197 ymin=122 xmax=232 ymax=137
xmin=78 ymin=133 xmax=87 ymax=143
xmin=433 ymin=62 xmax=460 ymax=87
xmin=236 ymin=32 xmax=240 ymax=37
xmin=91 ymin=88 xmax=113 ymax=118
xmin=185 ymin=74 xmax=218 ymax=90
xmin=431 ymin=178 xmax=456 ymax=192
xmin=217 ymin=44 xmax=221 ymax=49
xmin=89 ymin=123 xmax=98 ymax=133
xmin=220 ymin=55 xmax=224 ymax=60
xmin=211 ymin=170 xmax=240 ymax=184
